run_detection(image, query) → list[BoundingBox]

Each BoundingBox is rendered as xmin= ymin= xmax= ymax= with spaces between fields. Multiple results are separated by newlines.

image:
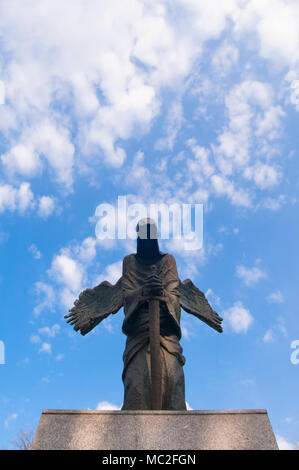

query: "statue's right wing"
xmin=64 ymin=278 xmax=123 ymax=336
xmin=178 ymin=279 xmax=223 ymax=333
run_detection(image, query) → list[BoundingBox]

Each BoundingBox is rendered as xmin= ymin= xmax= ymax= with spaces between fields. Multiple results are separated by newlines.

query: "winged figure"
xmin=65 ymin=218 xmax=222 ymax=410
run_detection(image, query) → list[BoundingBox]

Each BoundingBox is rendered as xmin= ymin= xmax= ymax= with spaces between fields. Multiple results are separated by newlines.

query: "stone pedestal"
xmin=31 ymin=409 xmax=278 ymax=450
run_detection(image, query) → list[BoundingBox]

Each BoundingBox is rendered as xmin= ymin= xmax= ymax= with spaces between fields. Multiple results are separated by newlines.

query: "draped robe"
xmin=121 ymin=253 xmax=186 ymax=410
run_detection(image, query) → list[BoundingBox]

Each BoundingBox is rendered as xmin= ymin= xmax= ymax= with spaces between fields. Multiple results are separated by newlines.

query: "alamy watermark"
xmin=94 ymin=196 xmax=203 ymax=251
xmin=0 ymin=80 xmax=5 ymax=105
xmin=290 ymin=340 xmax=299 ymax=365
xmin=0 ymin=340 xmax=5 ymax=365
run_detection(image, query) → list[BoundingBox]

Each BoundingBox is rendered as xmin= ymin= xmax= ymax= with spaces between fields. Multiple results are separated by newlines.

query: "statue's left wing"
xmin=178 ymin=279 xmax=223 ymax=333
xmin=64 ymin=277 xmax=123 ymax=336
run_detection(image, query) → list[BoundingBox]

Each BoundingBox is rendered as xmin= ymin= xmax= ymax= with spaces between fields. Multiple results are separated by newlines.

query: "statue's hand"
xmin=143 ymin=273 xmax=164 ymax=297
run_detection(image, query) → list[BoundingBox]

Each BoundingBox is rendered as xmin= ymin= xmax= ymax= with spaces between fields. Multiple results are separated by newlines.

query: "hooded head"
xmin=135 ymin=218 xmax=163 ymax=261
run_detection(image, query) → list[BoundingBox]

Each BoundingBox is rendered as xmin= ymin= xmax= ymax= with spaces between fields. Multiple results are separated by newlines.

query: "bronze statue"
xmin=65 ymin=218 xmax=223 ymax=410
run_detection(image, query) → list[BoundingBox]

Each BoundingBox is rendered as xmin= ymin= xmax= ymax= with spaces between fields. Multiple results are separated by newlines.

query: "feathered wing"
xmin=64 ymin=277 xmax=123 ymax=336
xmin=178 ymin=279 xmax=223 ymax=333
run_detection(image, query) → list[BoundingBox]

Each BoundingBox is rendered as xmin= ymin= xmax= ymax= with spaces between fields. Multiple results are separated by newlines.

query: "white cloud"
xmin=55 ymin=354 xmax=64 ymax=361
xmin=222 ymin=301 xmax=253 ymax=334
xmin=96 ymin=401 xmax=120 ymax=411
xmin=96 ymin=261 xmax=122 ymax=285
xmin=267 ymin=291 xmax=284 ymax=304
xmin=262 ymin=317 xmax=288 ymax=344
xmin=262 ymin=329 xmax=275 ymax=344
xmin=30 ymin=334 xmax=41 ymax=344
xmin=1 ymin=144 xmax=40 ymax=177
xmin=180 ymin=317 xmax=196 ymax=342
xmin=39 ymin=342 xmax=52 ymax=354
xmin=0 ymin=79 xmax=5 ymax=104
xmin=33 ymin=282 xmax=55 ymax=317
xmin=28 ymin=244 xmax=42 ymax=260
xmin=1 ymin=120 xmax=75 ymax=189
xmin=258 ymin=195 xmax=285 ymax=211
xmin=276 ymin=435 xmax=297 ymax=450
xmin=211 ymin=174 xmax=251 ymax=207
xmin=74 ymin=237 xmax=97 ymax=264
xmin=244 ymin=162 xmax=281 ymax=189
xmin=0 ymin=181 xmax=59 ymax=217
xmin=0 ymin=0 xmax=294 ymax=210
xmin=212 ymin=40 xmax=239 ymax=75
xmin=50 ymin=252 xmax=83 ymax=293
xmin=236 ymin=264 xmax=267 ymax=286
xmin=35 ymin=236 xmax=100 ymax=315
xmin=126 ymin=151 xmax=150 ymax=188
xmin=0 ymin=182 xmax=34 ymax=214
xmin=238 ymin=0 xmax=299 ymax=67
xmin=38 ymin=196 xmax=55 ymax=218
xmin=38 ymin=324 xmax=60 ymax=338
xmin=49 ymin=251 xmax=85 ymax=309
xmin=205 ymin=288 xmax=221 ymax=307
xmin=155 ymin=99 xmax=184 ymax=150
xmin=214 ymin=80 xmax=273 ymax=172
xmin=1 ymin=0 xmax=208 ymax=183
xmin=166 ymin=240 xmax=223 ymax=279
xmin=4 ymin=413 xmax=18 ymax=429
xmin=187 ymin=140 xmax=215 ymax=179
xmin=255 ymin=105 xmax=285 ymax=140
xmin=285 ymin=417 xmax=293 ymax=424
xmin=186 ymin=402 xmax=194 ymax=411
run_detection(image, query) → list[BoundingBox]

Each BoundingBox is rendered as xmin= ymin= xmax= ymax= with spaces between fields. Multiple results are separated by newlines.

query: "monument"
xmin=65 ymin=218 xmax=223 ymax=410
xmin=32 ymin=219 xmax=279 ymax=450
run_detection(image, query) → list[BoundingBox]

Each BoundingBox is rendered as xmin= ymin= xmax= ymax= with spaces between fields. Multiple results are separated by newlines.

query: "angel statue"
xmin=65 ymin=218 xmax=223 ymax=410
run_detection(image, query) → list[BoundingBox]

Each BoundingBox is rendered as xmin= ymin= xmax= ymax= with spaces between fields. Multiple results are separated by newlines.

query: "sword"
xmin=141 ymin=295 xmax=168 ymax=410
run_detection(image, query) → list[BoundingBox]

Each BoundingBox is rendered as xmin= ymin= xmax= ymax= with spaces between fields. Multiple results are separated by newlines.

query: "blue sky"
xmin=0 ymin=0 xmax=299 ymax=450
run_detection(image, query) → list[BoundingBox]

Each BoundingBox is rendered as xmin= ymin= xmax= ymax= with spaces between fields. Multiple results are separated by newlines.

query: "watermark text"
xmin=0 ymin=340 xmax=5 ymax=365
xmin=95 ymin=196 xmax=203 ymax=251
xmin=290 ymin=340 xmax=299 ymax=365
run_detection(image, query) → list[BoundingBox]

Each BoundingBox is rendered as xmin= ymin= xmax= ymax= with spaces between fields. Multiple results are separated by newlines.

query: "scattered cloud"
xmin=236 ymin=264 xmax=267 ymax=287
xmin=0 ymin=0 xmax=295 ymax=209
xmin=267 ymin=291 xmax=284 ymax=304
xmin=49 ymin=251 xmax=85 ymax=308
xmin=4 ymin=413 xmax=18 ymax=429
xmin=276 ymin=435 xmax=297 ymax=450
xmin=30 ymin=335 xmax=41 ymax=344
xmin=33 ymin=282 xmax=55 ymax=317
xmin=262 ymin=317 xmax=288 ymax=344
xmin=38 ymin=324 xmax=60 ymax=338
xmin=262 ymin=329 xmax=275 ymax=344
xmin=222 ymin=301 xmax=253 ymax=334
xmin=95 ymin=260 xmax=122 ymax=285
xmin=205 ymin=288 xmax=221 ymax=307
xmin=0 ymin=182 xmax=34 ymax=214
xmin=96 ymin=401 xmax=120 ymax=411
xmin=28 ymin=244 xmax=42 ymax=260
xmin=212 ymin=40 xmax=239 ymax=75
xmin=180 ymin=317 xmax=196 ymax=342
xmin=155 ymin=99 xmax=184 ymax=151
xmin=37 ymin=196 xmax=55 ymax=218
xmin=55 ymin=354 xmax=64 ymax=361
xmin=38 ymin=342 xmax=52 ymax=354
